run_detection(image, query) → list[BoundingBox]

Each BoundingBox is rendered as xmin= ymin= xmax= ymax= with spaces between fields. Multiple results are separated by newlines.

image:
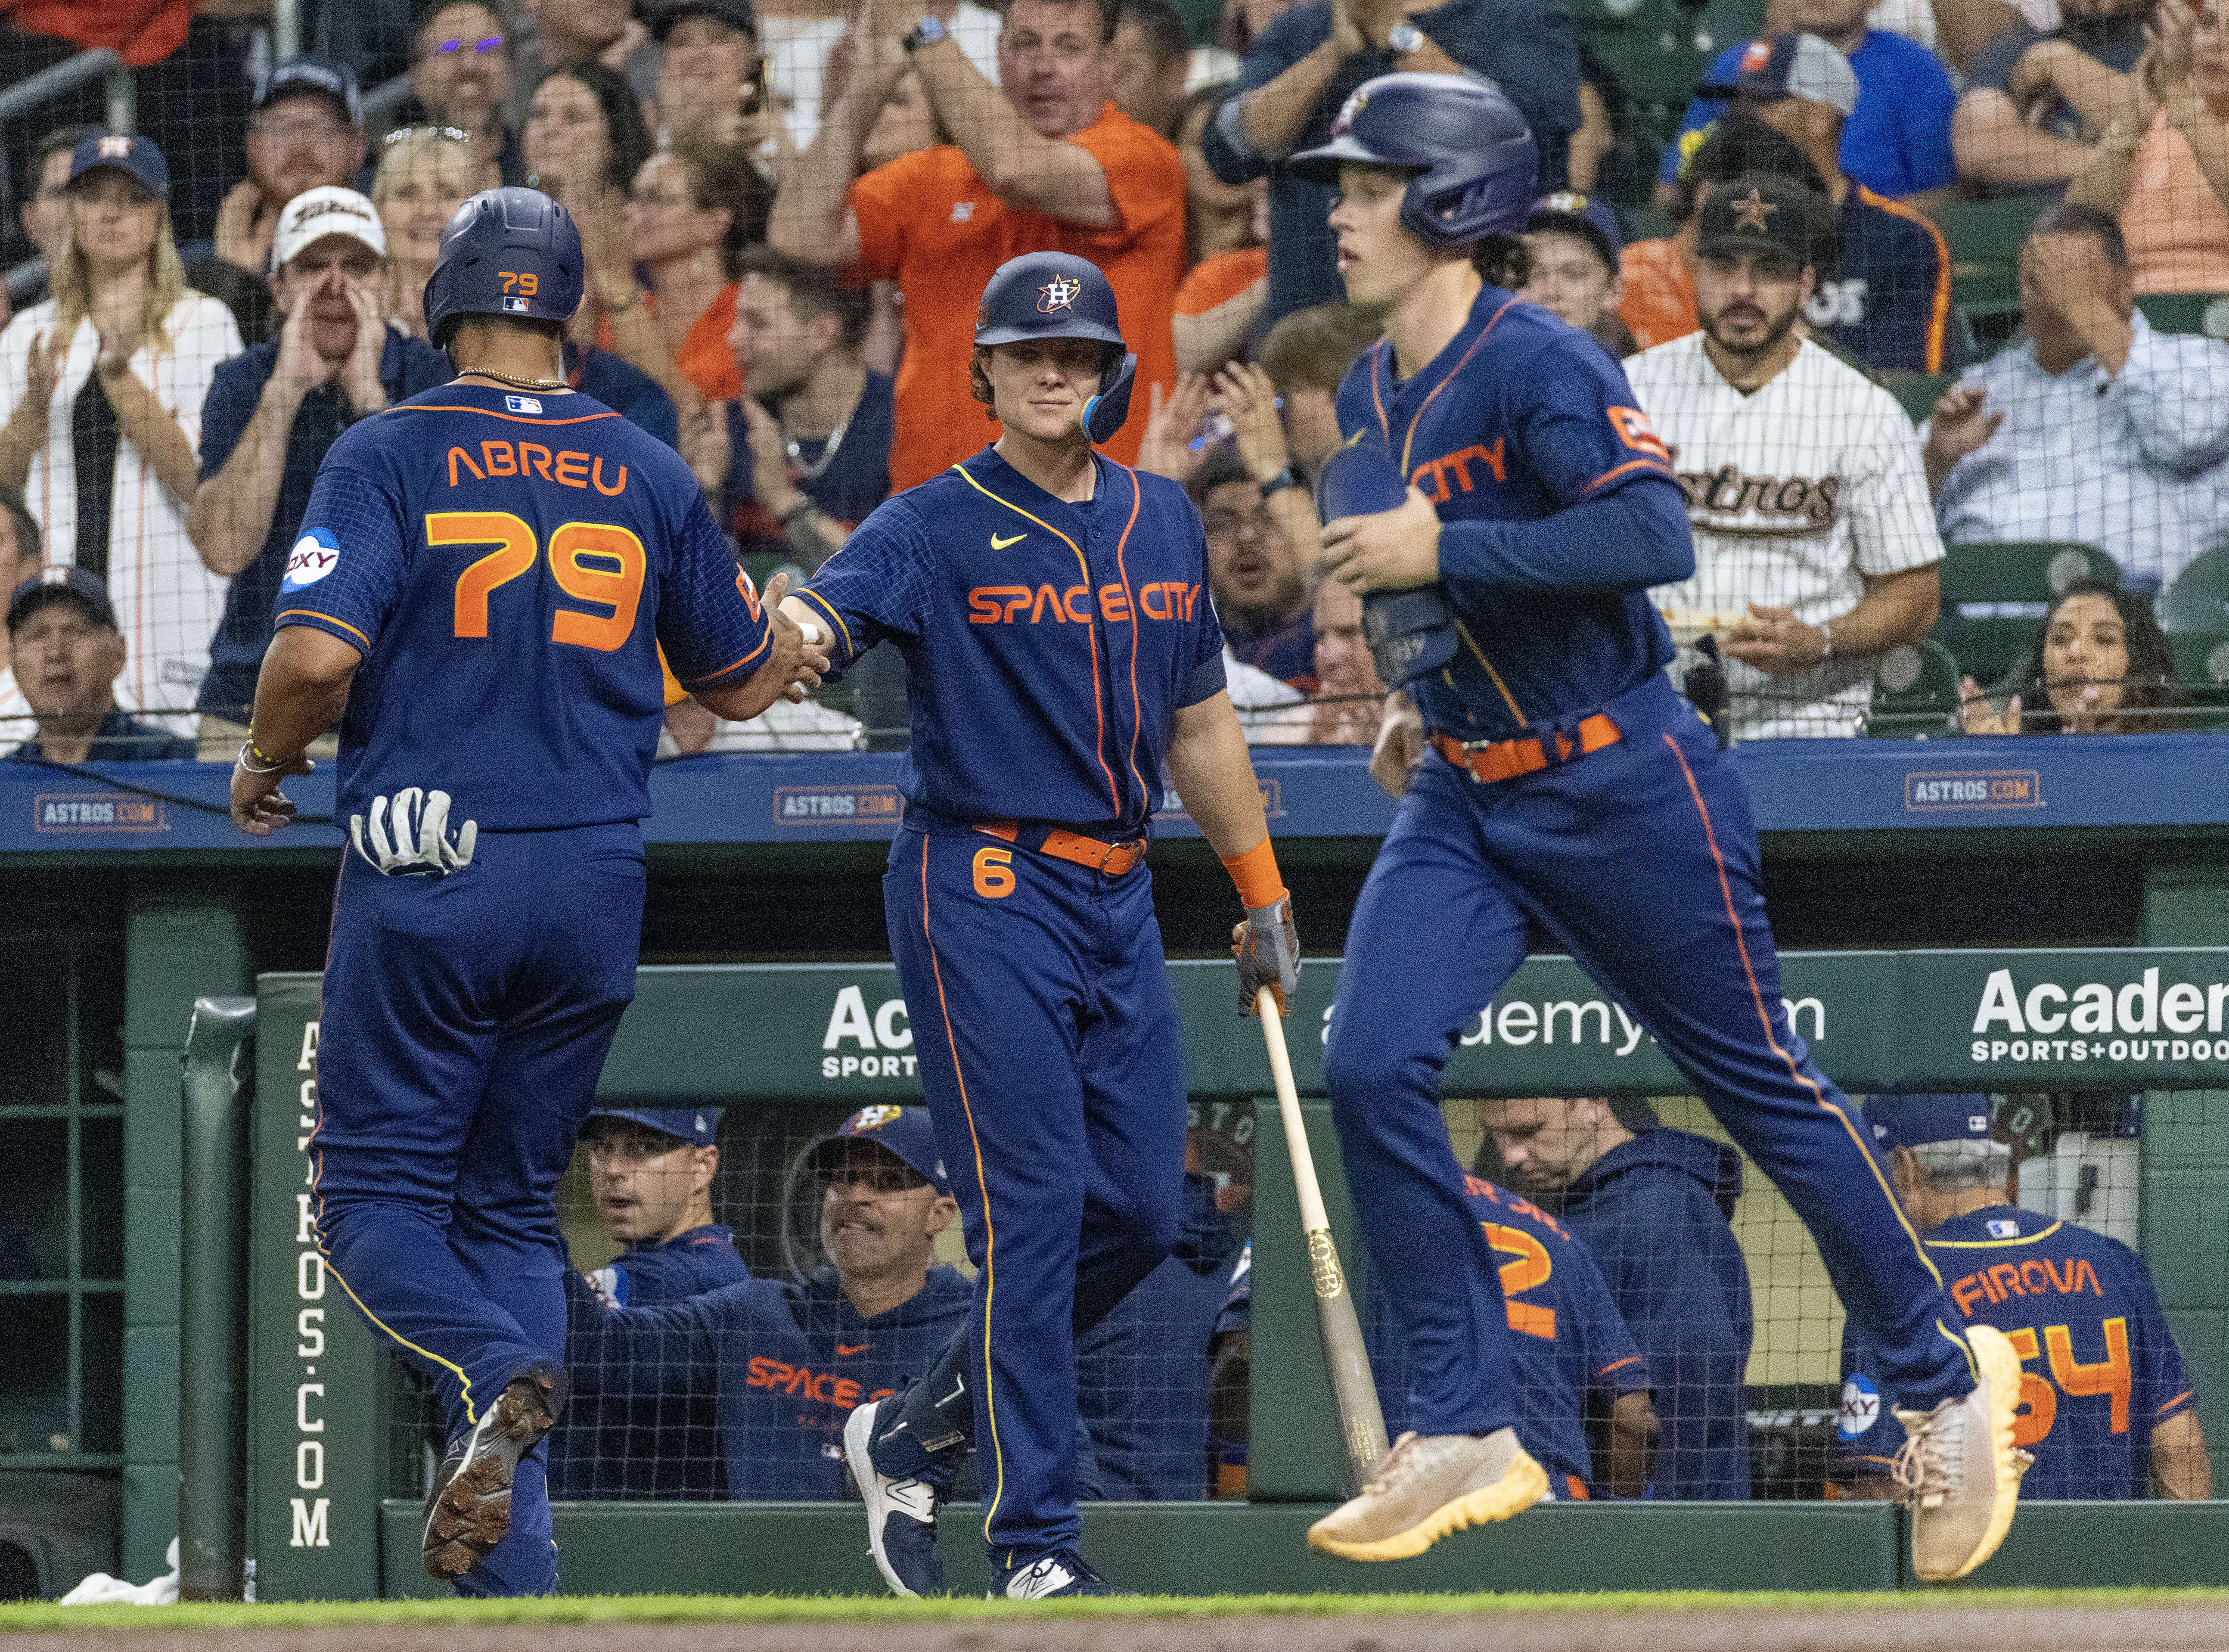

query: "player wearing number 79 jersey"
xmin=227 ymin=188 xmax=825 ymax=1599
xmin=1835 ymin=1095 xmax=2210 ymax=1502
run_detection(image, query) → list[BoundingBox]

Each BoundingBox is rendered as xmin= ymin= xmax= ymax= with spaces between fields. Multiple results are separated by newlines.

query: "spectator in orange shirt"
xmin=1175 ymin=179 xmax=1268 ymax=372
xmin=623 ymin=140 xmax=769 ymax=404
xmin=770 ymin=0 xmax=1187 ymax=484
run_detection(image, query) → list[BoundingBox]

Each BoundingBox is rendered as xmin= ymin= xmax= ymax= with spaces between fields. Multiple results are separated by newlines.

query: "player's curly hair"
xmin=968 ymin=342 xmax=1124 ymax=417
xmin=1470 ymin=232 xmax=1529 ymax=292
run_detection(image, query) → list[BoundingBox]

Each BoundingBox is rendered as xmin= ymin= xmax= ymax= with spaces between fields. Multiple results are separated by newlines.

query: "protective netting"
xmin=3 ymin=0 xmax=2227 ymax=758
xmin=371 ymin=1087 xmax=2207 ymax=1505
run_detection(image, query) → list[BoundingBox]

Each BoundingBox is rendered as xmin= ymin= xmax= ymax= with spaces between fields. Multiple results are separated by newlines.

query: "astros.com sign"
xmin=1970 ymin=966 xmax=2229 ymax=1065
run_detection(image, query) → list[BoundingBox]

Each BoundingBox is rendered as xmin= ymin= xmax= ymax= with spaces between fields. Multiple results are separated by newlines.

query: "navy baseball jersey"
xmin=1335 ymin=286 xmax=1689 ymax=745
xmin=1373 ymin=1176 xmax=1651 ymax=1499
xmin=797 ymin=447 xmax=1226 ymax=836
xmin=275 ymin=382 xmax=772 ymax=830
xmin=785 ymin=1262 xmax=975 ymax=1422
xmin=1804 ymin=188 xmax=1952 ymax=374
xmin=548 ymin=1224 xmax=747 ymax=1500
xmin=1836 ymin=1206 xmax=2194 ymax=1498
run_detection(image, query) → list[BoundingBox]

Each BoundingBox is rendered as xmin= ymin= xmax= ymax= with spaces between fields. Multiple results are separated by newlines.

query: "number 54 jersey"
xmin=275 ymin=383 xmax=773 ymax=830
xmin=1835 ymin=1204 xmax=2195 ymax=1498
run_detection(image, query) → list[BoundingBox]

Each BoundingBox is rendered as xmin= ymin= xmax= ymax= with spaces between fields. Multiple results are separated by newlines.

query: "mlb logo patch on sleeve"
xmin=506 ymin=395 xmax=543 ymax=414
xmin=279 ymin=527 xmax=340 ymax=592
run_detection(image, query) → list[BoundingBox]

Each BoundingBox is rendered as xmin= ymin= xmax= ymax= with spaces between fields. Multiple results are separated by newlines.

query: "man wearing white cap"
xmin=185 ymin=186 xmax=452 ymax=758
xmin=1699 ymin=34 xmax=1952 ymax=373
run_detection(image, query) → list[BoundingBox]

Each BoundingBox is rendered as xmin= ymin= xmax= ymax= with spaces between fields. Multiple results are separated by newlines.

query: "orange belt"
xmin=1431 ymin=714 xmax=1621 ymax=785
xmin=976 ymin=820 xmax=1148 ymax=877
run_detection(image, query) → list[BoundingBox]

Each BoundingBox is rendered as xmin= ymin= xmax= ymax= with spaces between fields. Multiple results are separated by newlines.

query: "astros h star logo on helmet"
xmin=1037 ymin=275 xmax=1082 ymax=313
xmin=1332 ymin=88 xmax=1366 ymax=135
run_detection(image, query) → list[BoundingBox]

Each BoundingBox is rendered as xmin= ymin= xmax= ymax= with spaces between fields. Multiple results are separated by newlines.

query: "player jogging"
xmin=1285 ymin=73 xmax=2026 ymax=1581
xmin=227 ymin=186 xmax=825 ymax=1596
xmin=783 ymin=252 xmax=1300 ymax=1599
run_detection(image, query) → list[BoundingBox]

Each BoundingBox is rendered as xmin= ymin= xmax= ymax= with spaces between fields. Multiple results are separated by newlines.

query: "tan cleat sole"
xmin=1307 ymin=1447 xmax=1548 ymax=1562
xmin=1917 ymin=1323 xmax=2027 ymax=1583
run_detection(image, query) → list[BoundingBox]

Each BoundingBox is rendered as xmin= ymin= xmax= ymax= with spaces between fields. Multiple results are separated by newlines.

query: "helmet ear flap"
xmin=1083 ymin=352 xmax=1137 ymax=444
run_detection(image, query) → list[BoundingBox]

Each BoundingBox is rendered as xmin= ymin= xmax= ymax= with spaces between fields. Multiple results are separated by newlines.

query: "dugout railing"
xmin=178 ymin=951 xmax=2229 ymax=1600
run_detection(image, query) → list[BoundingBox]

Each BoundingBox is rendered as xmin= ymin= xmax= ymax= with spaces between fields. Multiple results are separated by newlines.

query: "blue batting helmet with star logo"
xmin=972 ymin=252 xmax=1137 ymax=443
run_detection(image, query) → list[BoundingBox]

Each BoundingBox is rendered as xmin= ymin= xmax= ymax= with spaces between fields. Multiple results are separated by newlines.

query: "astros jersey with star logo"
xmin=844 ymin=104 xmax=1184 ymax=488
xmin=798 ymin=445 xmax=1225 ymax=835
xmin=1333 ymin=282 xmax=1688 ymax=744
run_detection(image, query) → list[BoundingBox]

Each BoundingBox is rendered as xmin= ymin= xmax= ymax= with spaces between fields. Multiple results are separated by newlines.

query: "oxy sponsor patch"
xmin=1838 ymin=1374 xmax=1880 ymax=1440
xmin=280 ymin=528 xmax=340 ymax=593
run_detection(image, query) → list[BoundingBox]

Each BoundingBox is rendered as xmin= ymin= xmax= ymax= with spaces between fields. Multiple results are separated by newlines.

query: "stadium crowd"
xmin=6 ymin=0 xmax=2229 ymax=757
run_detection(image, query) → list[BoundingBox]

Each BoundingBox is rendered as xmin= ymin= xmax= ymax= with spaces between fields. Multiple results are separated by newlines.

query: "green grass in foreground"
xmin=5 ymin=1588 xmax=2229 ymax=1632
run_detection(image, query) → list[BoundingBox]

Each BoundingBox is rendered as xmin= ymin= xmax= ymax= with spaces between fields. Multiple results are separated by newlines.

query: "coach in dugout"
xmin=548 ymin=1106 xmax=745 ymax=1499
xmin=1836 ymin=1094 xmax=2210 ymax=1501
xmin=769 ymin=0 xmax=1184 ymax=484
xmin=560 ymin=1105 xmax=971 ymax=1497
xmin=1477 ymin=1096 xmax=1751 ymax=1498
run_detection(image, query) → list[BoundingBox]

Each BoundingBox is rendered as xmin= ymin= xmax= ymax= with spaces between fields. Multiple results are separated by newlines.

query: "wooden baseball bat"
xmin=1258 ymin=995 xmax=1390 ymax=1498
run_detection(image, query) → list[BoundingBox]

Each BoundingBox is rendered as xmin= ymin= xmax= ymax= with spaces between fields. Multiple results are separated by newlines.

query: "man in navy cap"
xmin=1835 ymin=1094 xmax=2210 ymax=1502
xmin=1517 ymin=191 xmax=1633 ymax=358
xmin=191 ymin=56 xmax=371 ymax=342
xmin=559 ymin=1105 xmax=975 ymax=1501
xmin=5 ymin=569 xmax=193 ymax=763
xmin=547 ymin=1105 xmax=745 ymax=1498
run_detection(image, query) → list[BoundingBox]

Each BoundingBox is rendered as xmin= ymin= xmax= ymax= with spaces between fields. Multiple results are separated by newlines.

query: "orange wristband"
xmin=1221 ymin=838 xmax=1286 ymax=911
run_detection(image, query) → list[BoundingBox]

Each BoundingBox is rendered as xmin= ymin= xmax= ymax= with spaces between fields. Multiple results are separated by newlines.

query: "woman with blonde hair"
xmin=372 ymin=125 xmax=496 ymax=340
xmin=0 ymin=135 xmax=242 ymax=730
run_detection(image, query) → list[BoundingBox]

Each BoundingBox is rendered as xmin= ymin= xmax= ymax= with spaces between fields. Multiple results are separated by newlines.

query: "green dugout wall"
xmin=238 ymin=950 xmax=2229 ymax=1600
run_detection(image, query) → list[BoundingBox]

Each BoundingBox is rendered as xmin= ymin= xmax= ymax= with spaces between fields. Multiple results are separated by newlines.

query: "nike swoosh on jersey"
xmin=990 ymin=531 xmax=1027 ymax=549
xmin=836 ymin=1341 xmax=870 ymax=1356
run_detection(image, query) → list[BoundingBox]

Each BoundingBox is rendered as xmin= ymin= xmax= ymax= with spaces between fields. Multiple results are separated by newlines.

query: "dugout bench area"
xmin=179 ymin=952 xmax=2229 ymax=1601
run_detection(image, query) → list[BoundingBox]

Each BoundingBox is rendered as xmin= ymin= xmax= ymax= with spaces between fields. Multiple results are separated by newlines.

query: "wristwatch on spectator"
xmin=1387 ymin=22 xmax=1425 ymax=53
xmin=903 ymin=16 xmax=947 ymax=52
xmin=1257 ymin=464 xmax=1300 ymax=499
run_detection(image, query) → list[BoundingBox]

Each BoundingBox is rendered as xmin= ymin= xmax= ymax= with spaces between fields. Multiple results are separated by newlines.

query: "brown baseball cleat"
xmin=1894 ymin=1324 xmax=2034 ymax=1583
xmin=421 ymin=1363 xmax=567 ymax=1581
xmin=1306 ymin=1427 xmax=1547 ymax=1562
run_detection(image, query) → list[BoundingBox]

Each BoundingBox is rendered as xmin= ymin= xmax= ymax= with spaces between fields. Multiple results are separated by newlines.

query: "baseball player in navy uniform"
xmin=781 ymin=252 xmax=1300 ymax=1599
xmin=559 ymin=1107 xmax=975 ymax=1500
xmin=1837 ymin=1095 xmax=2210 ymax=1502
xmin=227 ymin=186 xmax=826 ymax=1594
xmin=1372 ymin=1175 xmax=1657 ymax=1501
xmin=1284 ymin=73 xmax=2024 ymax=1581
xmin=547 ymin=1106 xmax=745 ymax=1500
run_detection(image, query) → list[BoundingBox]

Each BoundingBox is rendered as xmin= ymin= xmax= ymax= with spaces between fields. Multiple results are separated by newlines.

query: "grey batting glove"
xmin=1232 ymin=895 xmax=1301 ymax=1016
xmin=350 ymin=788 xmax=478 ymax=877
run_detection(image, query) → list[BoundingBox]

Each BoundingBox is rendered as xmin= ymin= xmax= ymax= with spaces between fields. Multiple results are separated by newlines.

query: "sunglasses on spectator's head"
xmin=384 ymin=125 xmax=474 ymax=146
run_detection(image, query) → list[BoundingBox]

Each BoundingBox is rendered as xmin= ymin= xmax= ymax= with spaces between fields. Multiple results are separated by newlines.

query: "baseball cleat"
xmin=421 ymin=1362 xmax=567 ymax=1581
xmin=1306 ymin=1427 xmax=1547 ymax=1562
xmin=846 ymin=1398 xmax=945 ymax=1597
xmin=1895 ymin=1323 xmax=2033 ymax=1583
xmin=996 ymin=1550 xmax=1133 ymax=1599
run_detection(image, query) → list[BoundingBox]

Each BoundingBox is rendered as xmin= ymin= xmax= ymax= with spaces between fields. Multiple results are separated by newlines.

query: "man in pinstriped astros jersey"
xmin=1280 ymin=71 xmax=2028 ymax=1580
xmin=226 ymin=187 xmax=825 ymax=1596
xmin=783 ymin=251 xmax=1300 ymax=1599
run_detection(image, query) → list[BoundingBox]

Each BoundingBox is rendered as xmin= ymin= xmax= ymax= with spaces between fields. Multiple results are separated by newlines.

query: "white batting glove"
xmin=349 ymin=788 xmax=479 ymax=876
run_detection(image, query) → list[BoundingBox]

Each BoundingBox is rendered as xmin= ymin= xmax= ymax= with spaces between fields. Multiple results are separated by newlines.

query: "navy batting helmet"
xmin=422 ymin=186 xmax=585 ymax=351
xmin=1287 ymin=72 xmax=1538 ymax=248
xmin=974 ymin=252 xmax=1137 ymax=444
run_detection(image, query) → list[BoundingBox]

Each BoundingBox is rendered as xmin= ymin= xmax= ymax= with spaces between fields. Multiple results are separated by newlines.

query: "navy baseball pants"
xmin=886 ymin=824 xmax=1187 ymax=1565
xmin=1326 ymin=679 xmax=1976 ymax=1445
xmin=313 ymin=823 xmax=646 ymax=1596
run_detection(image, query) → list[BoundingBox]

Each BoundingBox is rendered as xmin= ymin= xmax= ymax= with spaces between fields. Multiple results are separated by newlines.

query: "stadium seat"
xmin=1881 ymin=370 xmax=1956 ymax=425
xmin=1932 ymin=541 xmax=2121 ymax=687
xmin=1868 ymin=636 xmax=1961 ymax=736
xmin=1934 ymin=197 xmax=2041 ymax=348
xmin=2134 ymin=293 xmax=2229 ymax=338
xmin=1569 ymin=0 xmax=1711 ymax=173
xmin=2159 ymin=543 xmax=2229 ymax=634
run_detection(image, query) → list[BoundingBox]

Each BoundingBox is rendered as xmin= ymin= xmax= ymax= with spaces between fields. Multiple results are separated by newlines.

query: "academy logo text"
xmin=820 ymin=984 xmax=917 ymax=1079
xmin=1970 ymin=966 xmax=2229 ymax=1065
